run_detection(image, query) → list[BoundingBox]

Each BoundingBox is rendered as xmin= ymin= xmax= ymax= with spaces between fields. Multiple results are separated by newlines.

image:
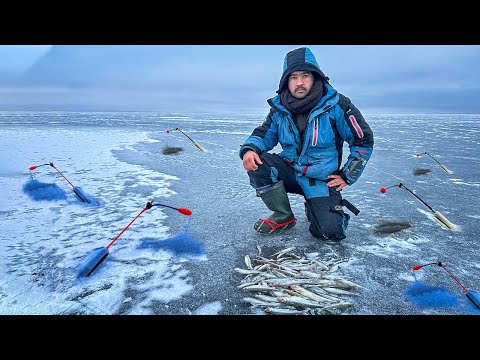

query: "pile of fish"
xmin=235 ymin=246 xmax=364 ymax=315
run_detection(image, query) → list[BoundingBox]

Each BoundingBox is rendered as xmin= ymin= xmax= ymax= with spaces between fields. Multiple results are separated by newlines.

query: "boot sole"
xmin=254 ymin=220 xmax=296 ymax=235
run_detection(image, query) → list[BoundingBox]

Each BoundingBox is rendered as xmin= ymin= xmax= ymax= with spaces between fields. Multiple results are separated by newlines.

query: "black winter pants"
xmin=247 ymin=152 xmax=350 ymax=241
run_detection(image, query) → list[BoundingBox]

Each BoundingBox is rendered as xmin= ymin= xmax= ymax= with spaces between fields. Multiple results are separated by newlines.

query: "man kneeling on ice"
xmin=240 ymin=47 xmax=374 ymax=241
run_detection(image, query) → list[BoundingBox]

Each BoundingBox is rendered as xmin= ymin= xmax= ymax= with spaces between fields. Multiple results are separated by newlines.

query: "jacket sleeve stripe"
xmin=312 ymin=119 xmax=318 ymax=146
xmin=349 ymin=114 xmax=364 ymax=139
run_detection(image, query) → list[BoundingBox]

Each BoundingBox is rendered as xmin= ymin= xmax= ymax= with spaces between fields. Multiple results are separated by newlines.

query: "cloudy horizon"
xmin=1 ymin=45 xmax=479 ymax=114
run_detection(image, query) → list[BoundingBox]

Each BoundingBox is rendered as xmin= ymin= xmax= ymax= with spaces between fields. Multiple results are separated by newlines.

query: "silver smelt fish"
xmin=255 ymin=264 xmax=268 ymax=271
xmin=243 ymin=284 xmax=278 ymax=292
xmin=238 ymin=246 xmax=364 ymax=315
xmin=254 ymin=294 xmax=281 ymax=303
xmin=304 ymin=286 xmax=343 ymax=301
xmin=237 ymin=281 xmax=258 ymax=289
xmin=271 ymin=290 xmax=291 ymax=298
xmin=234 ymin=267 xmax=262 ymax=275
xmin=244 ymin=255 xmax=253 ymax=269
xmin=264 ymin=278 xmax=318 ymax=287
xmin=290 ymin=285 xmax=338 ymax=303
xmin=278 ymin=295 xmax=325 ymax=308
xmin=270 ymin=268 xmax=289 ymax=278
xmin=245 ymin=274 xmax=275 ymax=284
xmin=321 ymin=302 xmax=353 ymax=311
xmin=276 ymin=268 xmax=302 ymax=278
xmin=322 ymin=287 xmax=359 ymax=296
xmin=280 ymin=259 xmax=311 ymax=266
xmin=278 ymin=262 xmax=314 ymax=271
xmin=264 ymin=307 xmax=306 ymax=315
xmin=306 ymin=279 xmax=339 ymax=287
xmin=273 ymin=247 xmax=296 ymax=258
xmin=242 ymin=297 xmax=281 ymax=307
xmin=319 ymin=281 xmax=359 ymax=290
xmin=336 ymin=278 xmax=365 ymax=289
xmin=299 ymin=270 xmax=328 ymax=278
xmin=276 ymin=253 xmax=301 ymax=261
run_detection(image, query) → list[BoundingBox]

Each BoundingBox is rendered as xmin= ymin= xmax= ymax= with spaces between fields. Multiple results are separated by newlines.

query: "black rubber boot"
xmin=254 ymin=181 xmax=296 ymax=234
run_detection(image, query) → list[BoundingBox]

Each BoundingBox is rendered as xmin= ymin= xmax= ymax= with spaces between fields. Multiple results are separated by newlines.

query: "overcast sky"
xmin=0 ymin=45 xmax=479 ymax=113
xmin=0 ymin=45 xmax=52 ymax=75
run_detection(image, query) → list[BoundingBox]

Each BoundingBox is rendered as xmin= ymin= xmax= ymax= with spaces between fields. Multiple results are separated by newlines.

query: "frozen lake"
xmin=1 ymin=111 xmax=479 ymax=315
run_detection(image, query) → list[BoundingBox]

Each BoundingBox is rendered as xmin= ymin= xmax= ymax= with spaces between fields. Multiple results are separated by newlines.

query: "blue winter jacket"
xmin=239 ymin=81 xmax=374 ymax=186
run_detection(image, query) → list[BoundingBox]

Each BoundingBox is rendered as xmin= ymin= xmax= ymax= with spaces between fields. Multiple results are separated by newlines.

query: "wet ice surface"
xmin=1 ymin=112 xmax=479 ymax=315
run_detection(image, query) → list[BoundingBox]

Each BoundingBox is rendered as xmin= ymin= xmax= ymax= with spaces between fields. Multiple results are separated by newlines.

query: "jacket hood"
xmin=276 ymin=47 xmax=329 ymax=94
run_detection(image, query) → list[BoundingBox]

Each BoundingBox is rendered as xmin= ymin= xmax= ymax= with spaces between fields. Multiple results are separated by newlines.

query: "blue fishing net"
xmin=404 ymin=281 xmax=458 ymax=308
xmin=23 ymin=179 xmax=67 ymax=201
xmin=137 ymin=232 xmax=205 ymax=256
